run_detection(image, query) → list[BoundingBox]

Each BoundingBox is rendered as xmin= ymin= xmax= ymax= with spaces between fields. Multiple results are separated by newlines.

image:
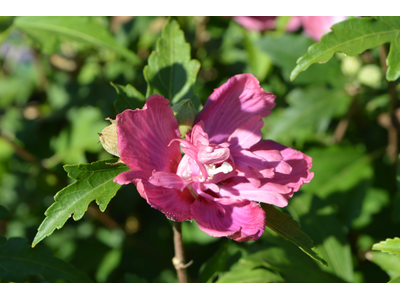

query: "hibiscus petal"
xmin=116 ymin=95 xmax=181 ymax=173
xmin=149 ymin=171 xmax=188 ymax=190
xmin=138 ymin=179 xmax=194 ymax=222
xmin=228 ymin=115 xmax=264 ymax=150
xmin=219 ymin=181 xmax=290 ymax=207
xmin=251 ymin=140 xmax=314 ymax=194
xmin=114 ymin=170 xmax=151 ymax=185
xmin=191 ymin=197 xmax=265 ymax=242
xmin=194 ymin=74 xmax=275 ymax=144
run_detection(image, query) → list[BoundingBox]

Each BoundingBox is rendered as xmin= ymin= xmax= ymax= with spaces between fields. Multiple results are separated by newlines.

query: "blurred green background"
xmin=0 ymin=16 xmax=399 ymax=283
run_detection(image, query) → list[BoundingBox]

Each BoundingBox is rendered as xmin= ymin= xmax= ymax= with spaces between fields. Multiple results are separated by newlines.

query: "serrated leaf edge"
xmin=32 ymin=160 xmax=127 ymax=247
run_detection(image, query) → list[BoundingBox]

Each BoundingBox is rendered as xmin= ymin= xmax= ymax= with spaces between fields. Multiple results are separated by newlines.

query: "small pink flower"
xmin=290 ymin=16 xmax=347 ymax=41
xmin=114 ymin=74 xmax=313 ymax=241
xmin=232 ymin=16 xmax=277 ymax=31
xmin=234 ymin=16 xmax=347 ymax=41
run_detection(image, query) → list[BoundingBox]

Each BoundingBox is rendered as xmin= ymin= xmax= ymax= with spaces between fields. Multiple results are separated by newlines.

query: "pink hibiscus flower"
xmin=233 ymin=16 xmax=347 ymax=41
xmin=114 ymin=74 xmax=313 ymax=242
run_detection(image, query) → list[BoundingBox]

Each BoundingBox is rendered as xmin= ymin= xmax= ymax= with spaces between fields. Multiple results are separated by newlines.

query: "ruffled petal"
xmin=219 ymin=180 xmax=290 ymax=207
xmin=195 ymin=74 xmax=275 ymax=144
xmin=116 ymin=95 xmax=181 ymax=173
xmin=251 ymin=140 xmax=314 ymax=194
xmin=191 ymin=197 xmax=265 ymax=242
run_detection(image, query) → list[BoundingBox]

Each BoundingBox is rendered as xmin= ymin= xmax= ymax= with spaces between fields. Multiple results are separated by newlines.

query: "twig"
xmin=172 ymin=221 xmax=190 ymax=283
xmin=0 ymin=131 xmax=38 ymax=163
xmin=332 ymin=96 xmax=358 ymax=144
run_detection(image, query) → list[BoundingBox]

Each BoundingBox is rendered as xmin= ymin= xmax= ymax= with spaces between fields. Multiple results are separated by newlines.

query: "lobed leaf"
xmin=290 ymin=16 xmax=400 ymax=81
xmin=0 ymin=237 xmax=91 ymax=282
xmin=366 ymin=251 xmax=400 ymax=280
xmin=32 ymin=159 xmax=129 ymax=247
xmin=373 ymin=238 xmax=400 ymax=259
xmin=13 ymin=16 xmax=140 ymax=64
xmin=143 ymin=18 xmax=200 ymax=104
xmin=262 ymin=204 xmax=327 ymax=266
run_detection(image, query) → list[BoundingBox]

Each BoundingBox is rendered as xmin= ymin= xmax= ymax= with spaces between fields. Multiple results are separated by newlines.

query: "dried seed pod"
xmin=98 ymin=118 xmax=120 ymax=157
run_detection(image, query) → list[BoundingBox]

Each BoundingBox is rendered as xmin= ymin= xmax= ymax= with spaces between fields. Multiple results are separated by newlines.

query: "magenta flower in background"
xmin=114 ymin=74 xmax=313 ymax=241
xmin=232 ymin=16 xmax=277 ymax=31
xmin=233 ymin=16 xmax=347 ymax=41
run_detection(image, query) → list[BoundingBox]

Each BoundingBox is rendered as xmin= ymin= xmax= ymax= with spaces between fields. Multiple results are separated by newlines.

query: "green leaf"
xmin=373 ymin=238 xmax=400 ymax=258
xmin=13 ymin=16 xmax=140 ymax=64
xmin=143 ymin=18 xmax=200 ymax=104
xmin=262 ymin=204 xmax=327 ymax=266
xmin=302 ymin=146 xmax=373 ymax=199
xmin=350 ymin=188 xmax=389 ymax=229
xmin=111 ymin=82 xmax=146 ymax=114
xmin=199 ymin=241 xmax=247 ymax=283
xmin=51 ymin=106 xmax=109 ymax=164
xmin=263 ymin=86 xmax=351 ymax=146
xmin=0 ymin=237 xmax=91 ymax=282
xmin=290 ymin=17 xmax=400 ymax=81
xmin=257 ymin=33 xmax=344 ymax=85
xmin=367 ymin=251 xmax=400 ymax=279
xmin=246 ymin=228 xmax=345 ymax=283
xmin=216 ymin=259 xmax=284 ymax=283
xmin=389 ymin=275 xmax=400 ymax=283
xmin=243 ymin=31 xmax=272 ymax=82
xmin=287 ymin=194 xmax=354 ymax=282
xmin=32 ymin=159 xmax=129 ymax=247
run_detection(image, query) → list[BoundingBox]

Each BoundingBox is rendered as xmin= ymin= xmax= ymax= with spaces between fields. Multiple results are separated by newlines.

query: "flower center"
xmin=206 ymin=162 xmax=233 ymax=178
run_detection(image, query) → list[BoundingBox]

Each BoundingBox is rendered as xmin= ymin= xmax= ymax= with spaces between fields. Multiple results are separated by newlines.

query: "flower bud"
xmin=171 ymin=98 xmax=198 ymax=137
xmin=98 ymin=118 xmax=119 ymax=157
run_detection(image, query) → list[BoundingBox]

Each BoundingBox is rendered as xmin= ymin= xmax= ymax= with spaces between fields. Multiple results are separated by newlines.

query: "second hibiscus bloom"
xmin=113 ymin=74 xmax=313 ymax=241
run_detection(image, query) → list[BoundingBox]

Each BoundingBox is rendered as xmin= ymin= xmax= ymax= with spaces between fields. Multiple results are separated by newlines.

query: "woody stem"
xmin=172 ymin=221 xmax=189 ymax=283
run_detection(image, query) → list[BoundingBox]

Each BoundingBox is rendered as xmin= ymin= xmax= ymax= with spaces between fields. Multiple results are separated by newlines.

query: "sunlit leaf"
xmin=143 ymin=18 xmax=200 ymax=104
xmin=367 ymin=251 xmax=400 ymax=280
xmin=0 ymin=237 xmax=91 ymax=282
xmin=389 ymin=275 xmax=400 ymax=283
xmin=13 ymin=16 xmax=141 ymax=64
xmin=32 ymin=159 xmax=129 ymax=247
xmin=291 ymin=17 xmax=400 ymax=81
xmin=373 ymin=238 xmax=400 ymax=259
xmin=263 ymin=204 xmax=327 ymax=266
